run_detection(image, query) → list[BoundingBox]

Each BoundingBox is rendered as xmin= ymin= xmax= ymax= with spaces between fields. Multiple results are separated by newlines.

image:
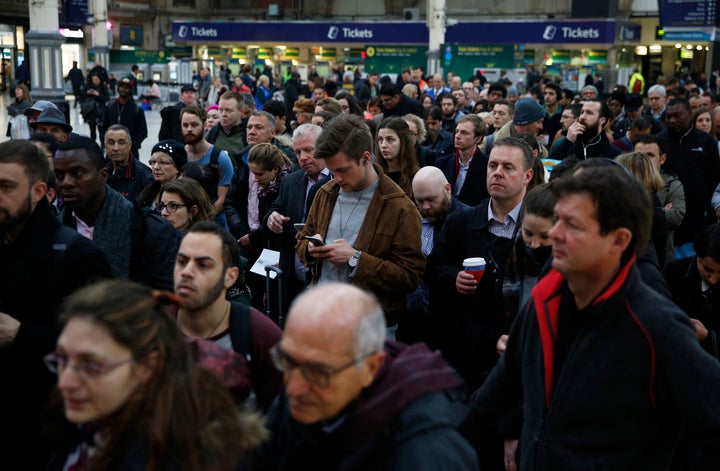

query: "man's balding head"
xmin=412 ymin=166 xmax=453 ymax=224
xmin=279 ymin=283 xmax=387 ymax=424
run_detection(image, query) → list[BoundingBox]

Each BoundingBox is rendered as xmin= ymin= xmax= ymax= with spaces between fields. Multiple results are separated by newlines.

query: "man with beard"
xmin=553 ymin=99 xmax=621 ymax=160
xmin=264 ymin=123 xmax=331 ymax=309
xmin=174 ymin=221 xmax=283 ymax=411
xmin=181 ymin=105 xmax=234 ymax=218
xmin=493 ymin=97 xmax=550 ymax=157
xmin=159 ymin=84 xmax=196 ymax=142
xmin=658 ymin=97 xmax=720 ymax=254
xmin=100 ymin=76 xmax=147 ymax=157
xmin=0 ymin=140 xmax=111 ymax=469
xmin=55 ymin=135 xmax=176 ymax=289
xmin=401 ymin=166 xmax=468 ymax=344
xmin=423 ymin=106 xmax=454 ymax=156
xmin=438 ymin=92 xmax=466 ymax=134
xmin=104 ymin=124 xmax=152 ymax=202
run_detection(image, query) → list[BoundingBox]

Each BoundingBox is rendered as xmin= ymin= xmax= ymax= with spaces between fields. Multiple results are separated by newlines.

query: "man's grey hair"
xmin=293 ymin=123 xmax=323 ymax=142
xmin=251 ymin=110 xmax=277 ymax=130
xmin=351 ymin=296 xmax=386 ymax=359
xmin=648 ymin=84 xmax=667 ymax=96
xmin=239 ymin=92 xmax=256 ymax=108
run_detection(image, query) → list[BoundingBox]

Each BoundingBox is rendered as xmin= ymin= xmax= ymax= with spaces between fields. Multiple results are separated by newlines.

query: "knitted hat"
xmin=151 ymin=140 xmax=188 ymax=169
xmin=181 ymin=84 xmax=196 ymax=93
xmin=507 ymin=86 xmax=519 ymax=97
xmin=513 ymin=97 xmax=545 ymax=125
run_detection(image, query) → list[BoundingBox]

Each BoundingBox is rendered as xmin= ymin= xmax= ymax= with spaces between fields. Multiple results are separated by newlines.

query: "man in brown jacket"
xmin=296 ymin=114 xmax=425 ymax=334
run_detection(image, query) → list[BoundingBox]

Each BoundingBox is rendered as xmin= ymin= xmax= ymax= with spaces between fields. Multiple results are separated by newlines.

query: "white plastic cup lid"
xmin=463 ymin=257 xmax=486 ymax=268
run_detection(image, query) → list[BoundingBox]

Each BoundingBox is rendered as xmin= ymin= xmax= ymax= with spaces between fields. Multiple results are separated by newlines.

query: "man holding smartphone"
xmin=264 ymin=124 xmax=330 ymax=308
xmin=296 ymin=115 xmax=425 ymax=335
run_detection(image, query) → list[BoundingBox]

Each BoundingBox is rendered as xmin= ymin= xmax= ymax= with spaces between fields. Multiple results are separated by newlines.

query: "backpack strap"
xmin=229 ymin=301 xmax=253 ymax=366
xmin=209 ymin=144 xmax=222 ymax=167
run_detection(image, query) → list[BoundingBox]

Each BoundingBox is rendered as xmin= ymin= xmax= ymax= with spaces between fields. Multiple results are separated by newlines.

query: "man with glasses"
xmin=174 ymin=221 xmax=283 ymax=411
xmin=104 ymin=124 xmax=152 ymax=202
xmin=257 ymin=282 xmax=478 ymax=470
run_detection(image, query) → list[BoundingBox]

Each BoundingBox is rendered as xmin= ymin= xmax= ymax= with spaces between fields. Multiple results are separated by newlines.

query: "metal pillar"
xmin=26 ymin=0 xmax=65 ymax=102
xmin=427 ymin=0 xmax=446 ymax=76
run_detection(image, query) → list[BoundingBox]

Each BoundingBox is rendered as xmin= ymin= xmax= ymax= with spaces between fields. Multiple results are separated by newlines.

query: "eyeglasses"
xmin=148 ymin=159 xmax=175 ymax=167
xmin=44 ymin=352 xmax=134 ymax=381
xmin=156 ymin=201 xmax=187 ymax=213
xmin=270 ymin=343 xmax=376 ymax=388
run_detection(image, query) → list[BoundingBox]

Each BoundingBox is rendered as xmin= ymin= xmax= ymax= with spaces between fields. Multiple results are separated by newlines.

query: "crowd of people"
xmin=4 ymin=63 xmax=720 ymax=469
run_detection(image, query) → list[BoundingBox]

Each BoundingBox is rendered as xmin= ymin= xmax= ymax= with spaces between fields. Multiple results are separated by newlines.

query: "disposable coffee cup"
xmin=463 ymin=257 xmax=486 ymax=283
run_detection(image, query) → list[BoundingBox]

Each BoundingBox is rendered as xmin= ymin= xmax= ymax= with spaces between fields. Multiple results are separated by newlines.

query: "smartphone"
xmin=303 ymin=236 xmax=324 ymax=246
xmin=293 ymin=223 xmax=305 ymax=232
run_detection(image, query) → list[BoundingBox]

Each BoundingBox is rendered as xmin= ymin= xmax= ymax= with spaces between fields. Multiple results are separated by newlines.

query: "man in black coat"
xmin=664 ymin=223 xmax=720 ymax=471
xmin=0 ymin=140 xmax=112 ymax=469
xmin=158 ymin=84 xmax=197 ymax=142
xmin=256 ymin=283 xmax=478 ymax=470
xmin=380 ymin=83 xmax=424 ymax=118
xmin=100 ymin=76 xmax=147 ymax=157
xmin=284 ymin=72 xmax=302 ymax=124
xmin=54 ymin=135 xmax=177 ymax=290
xmin=427 ymin=137 xmax=534 ymax=392
xmin=658 ymin=97 xmax=720 ymax=252
xmin=433 ymin=114 xmax=490 ymax=207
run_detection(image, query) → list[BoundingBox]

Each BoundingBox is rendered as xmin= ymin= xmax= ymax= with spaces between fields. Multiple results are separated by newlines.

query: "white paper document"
xmin=250 ymin=249 xmax=281 ymax=279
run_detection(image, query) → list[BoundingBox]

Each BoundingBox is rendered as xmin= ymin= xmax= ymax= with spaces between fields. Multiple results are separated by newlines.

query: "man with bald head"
xmin=258 ymin=282 xmax=478 ymax=470
xmin=402 ymin=167 xmax=469 ymax=343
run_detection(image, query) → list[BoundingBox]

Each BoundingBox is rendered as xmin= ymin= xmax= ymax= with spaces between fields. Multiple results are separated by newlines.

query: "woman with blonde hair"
xmin=616 ymin=151 xmax=667 ymax=265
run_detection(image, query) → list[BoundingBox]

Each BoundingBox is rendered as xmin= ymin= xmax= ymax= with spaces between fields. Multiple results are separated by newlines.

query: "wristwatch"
xmin=348 ymin=250 xmax=361 ymax=268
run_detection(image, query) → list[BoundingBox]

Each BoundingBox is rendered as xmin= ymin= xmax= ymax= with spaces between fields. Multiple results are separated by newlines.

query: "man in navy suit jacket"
xmin=264 ymin=123 xmax=331 ymax=307
xmin=434 ymin=114 xmax=489 ymax=207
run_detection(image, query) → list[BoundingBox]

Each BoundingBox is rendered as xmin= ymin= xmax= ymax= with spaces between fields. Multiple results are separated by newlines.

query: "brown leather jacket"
xmin=296 ymin=164 xmax=425 ymax=321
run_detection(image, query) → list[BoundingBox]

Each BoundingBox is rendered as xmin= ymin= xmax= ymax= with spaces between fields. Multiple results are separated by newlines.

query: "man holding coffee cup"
xmin=427 ymin=137 xmax=534 ymax=391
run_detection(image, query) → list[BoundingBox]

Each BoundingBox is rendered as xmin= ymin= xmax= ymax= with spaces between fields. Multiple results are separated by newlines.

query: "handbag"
xmin=80 ymin=99 xmax=97 ymax=118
